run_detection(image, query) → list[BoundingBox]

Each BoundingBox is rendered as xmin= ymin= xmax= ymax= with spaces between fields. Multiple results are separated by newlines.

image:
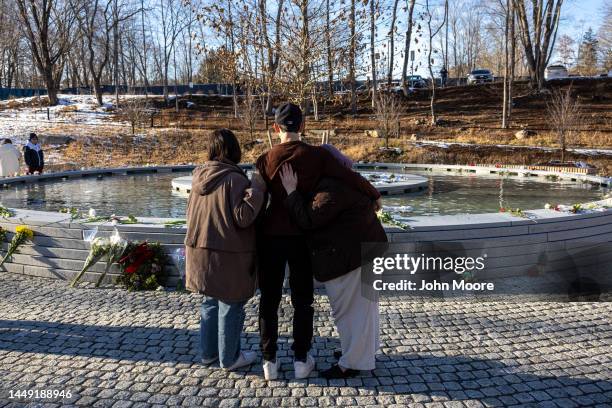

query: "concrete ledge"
xmin=171 ymin=173 xmax=429 ymax=196
xmin=0 ymin=163 xmax=610 ymax=286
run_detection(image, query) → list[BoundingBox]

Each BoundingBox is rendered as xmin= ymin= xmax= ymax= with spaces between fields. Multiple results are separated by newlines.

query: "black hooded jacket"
xmin=23 ymin=145 xmax=44 ymax=168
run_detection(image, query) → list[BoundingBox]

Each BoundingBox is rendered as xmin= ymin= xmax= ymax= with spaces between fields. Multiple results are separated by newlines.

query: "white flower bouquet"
xmin=95 ymin=230 xmax=128 ymax=287
xmin=70 ymin=237 xmax=111 ymax=287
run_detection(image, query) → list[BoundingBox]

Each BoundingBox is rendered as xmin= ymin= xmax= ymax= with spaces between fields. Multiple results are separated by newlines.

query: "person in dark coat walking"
xmin=23 ymin=133 xmax=44 ymax=174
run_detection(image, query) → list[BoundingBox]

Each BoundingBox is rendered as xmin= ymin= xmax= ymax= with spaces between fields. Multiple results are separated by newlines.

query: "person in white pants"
xmin=278 ymin=144 xmax=387 ymax=379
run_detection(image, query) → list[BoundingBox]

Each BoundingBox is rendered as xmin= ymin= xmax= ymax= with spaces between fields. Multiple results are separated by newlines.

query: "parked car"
xmin=544 ymin=65 xmax=569 ymax=80
xmin=336 ymin=84 xmax=367 ymax=96
xmin=467 ymin=69 xmax=494 ymax=85
xmin=407 ymin=75 xmax=427 ymax=89
xmin=379 ymin=81 xmax=401 ymax=92
xmin=379 ymin=78 xmax=425 ymax=95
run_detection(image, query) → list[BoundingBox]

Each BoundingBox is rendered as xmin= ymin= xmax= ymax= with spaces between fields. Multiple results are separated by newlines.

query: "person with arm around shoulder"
xmin=185 ymin=128 xmax=266 ymax=370
xmin=279 ymin=144 xmax=388 ymax=379
xmin=254 ymin=102 xmax=382 ymax=381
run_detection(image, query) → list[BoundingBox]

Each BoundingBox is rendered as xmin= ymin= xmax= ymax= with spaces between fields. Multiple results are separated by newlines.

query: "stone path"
xmin=0 ymin=273 xmax=610 ymax=407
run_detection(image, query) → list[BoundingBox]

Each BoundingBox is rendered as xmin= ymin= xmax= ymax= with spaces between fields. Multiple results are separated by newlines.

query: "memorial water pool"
xmin=0 ymin=169 xmax=607 ymax=219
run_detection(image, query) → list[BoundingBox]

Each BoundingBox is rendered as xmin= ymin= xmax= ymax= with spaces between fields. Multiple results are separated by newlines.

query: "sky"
xmin=402 ymin=0 xmax=609 ymax=78
xmin=560 ymin=0 xmax=607 ymax=39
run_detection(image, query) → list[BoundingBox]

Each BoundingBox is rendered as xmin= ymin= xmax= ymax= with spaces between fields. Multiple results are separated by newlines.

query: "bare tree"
xmin=375 ymin=92 xmax=402 ymax=149
xmin=16 ymin=0 xmax=79 ymax=105
xmin=349 ymin=0 xmax=357 ymax=114
xmin=547 ymin=86 xmax=581 ymax=162
xmin=502 ymin=0 xmax=515 ymax=129
xmin=240 ymin=89 xmax=258 ymax=141
xmin=513 ymin=0 xmax=563 ymax=90
xmin=121 ymin=97 xmax=151 ymax=135
xmin=400 ymin=0 xmax=416 ymax=96
xmin=369 ymin=0 xmax=378 ymax=109
xmin=387 ymin=0 xmax=400 ymax=86
xmin=425 ymin=0 xmax=448 ymax=125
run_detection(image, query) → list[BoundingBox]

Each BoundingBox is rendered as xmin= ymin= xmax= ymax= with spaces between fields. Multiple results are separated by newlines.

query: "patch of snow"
xmin=0 ymin=93 xmax=141 ymax=145
xmin=414 ymin=140 xmax=612 ymax=156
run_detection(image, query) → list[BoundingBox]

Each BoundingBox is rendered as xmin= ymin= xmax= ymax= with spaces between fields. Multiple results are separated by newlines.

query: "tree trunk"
xmin=326 ymin=0 xmax=334 ymax=97
xmin=93 ymin=77 xmax=103 ymax=106
xmin=388 ymin=0 xmax=399 ymax=86
xmin=349 ymin=0 xmax=356 ymax=114
xmin=44 ymin=73 xmax=59 ymax=106
xmin=502 ymin=0 xmax=510 ymax=129
xmin=400 ymin=0 xmax=417 ymax=96
xmin=113 ymin=0 xmax=120 ymax=107
xmin=370 ymin=0 xmax=377 ymax=109
xmin=513 ymin=0 xmax=563 ymax=90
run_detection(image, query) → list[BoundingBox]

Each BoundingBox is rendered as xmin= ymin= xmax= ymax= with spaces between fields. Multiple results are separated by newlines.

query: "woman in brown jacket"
xmin=185 ymin=129 xmax=266 ymax=370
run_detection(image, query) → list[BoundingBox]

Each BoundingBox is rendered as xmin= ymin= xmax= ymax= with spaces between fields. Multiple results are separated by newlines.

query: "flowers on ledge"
xmin=499 ymin=207 xmax=527 ymax=218
xmin=544 ymin=202 xmax=611 ymax=214
xmin=116 ymin=242 xmax=168 ymax=291
xmin=59 ymin=208 xmax=140 ymax=225
xmin=70 ymin=236 xmax=111 ymax=287
xmin=0 ymin=225 xmax=34 ymax=268
xmin=377 ymin=209 xmax=411 ymax=230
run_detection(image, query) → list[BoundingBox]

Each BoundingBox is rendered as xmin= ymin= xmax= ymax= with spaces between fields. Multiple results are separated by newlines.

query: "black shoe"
xmin=321 ymin=364 xmax=359 ymax=379
xmin=333 ymin=350 xmax=342 ymax=360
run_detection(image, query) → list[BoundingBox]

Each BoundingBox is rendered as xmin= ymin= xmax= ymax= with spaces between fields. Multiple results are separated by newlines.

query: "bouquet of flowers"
xmin=70 ymin=237 xmax=110 ymax=287
xmin=95 ymin=229 xmax=128 ymax=288
xmin=0 ymin=225 xmax=34 ymax=267
xmin=116 ymin=241 xmax=168 ymax=291
xmin=0 ymin=205 xmax=14 ymax=219
xmin=377 ymin=209 xmax=411 ymax=230
xmin=170 ymin=247 xmax=186 ymax=291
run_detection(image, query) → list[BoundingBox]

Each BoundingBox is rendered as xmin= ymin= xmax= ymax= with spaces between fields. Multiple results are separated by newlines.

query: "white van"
xmin=544 ymin=65 xmax=568 ymax=80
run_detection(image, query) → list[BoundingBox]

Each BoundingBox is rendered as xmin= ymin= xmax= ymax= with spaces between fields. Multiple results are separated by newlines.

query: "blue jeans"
xmin=200 ymin=296 xmax=247 ymax=368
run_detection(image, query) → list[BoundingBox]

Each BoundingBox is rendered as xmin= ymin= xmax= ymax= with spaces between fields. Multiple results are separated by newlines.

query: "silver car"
xmin=544 ymin=65 xmax=568 ymax=80
xmin=467 ymin=69 xmax=494 ymax=85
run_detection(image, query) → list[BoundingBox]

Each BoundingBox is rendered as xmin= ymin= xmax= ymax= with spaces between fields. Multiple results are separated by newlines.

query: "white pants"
xmin=324 ymin=267 xmax=379 ymax=371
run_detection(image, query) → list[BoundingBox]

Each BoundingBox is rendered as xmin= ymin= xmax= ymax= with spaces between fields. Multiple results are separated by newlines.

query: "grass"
xmin=14 ymin=78 xmax=612 ymax=176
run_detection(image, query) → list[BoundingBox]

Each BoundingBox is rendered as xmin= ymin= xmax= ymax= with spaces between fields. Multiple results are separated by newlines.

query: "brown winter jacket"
xmin=284 ymin=177 xmax=388 ymax=282
xmin=185 ymin=161 xmax=264 ymax=302
xmin=256 ymin=141 xmax=381 ymax=236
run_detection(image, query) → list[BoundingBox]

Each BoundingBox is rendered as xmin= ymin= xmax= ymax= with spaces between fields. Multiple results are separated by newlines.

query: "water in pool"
xmin=0 ymin=170 xmax=607 ymax=219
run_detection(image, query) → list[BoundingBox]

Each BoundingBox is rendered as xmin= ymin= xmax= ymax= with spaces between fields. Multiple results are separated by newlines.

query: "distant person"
xmin=23 ymin=133 xmax=44 ymax=175
xmin=0 ymin=139 xmax=21 ymax=177
xmin=185 ymin=128 xmax=266 ymax=371
xmin=440 ymin=66 xmax=449 ymax=87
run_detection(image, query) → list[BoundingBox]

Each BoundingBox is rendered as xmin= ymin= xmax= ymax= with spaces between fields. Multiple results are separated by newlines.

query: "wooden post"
xmin=267 ymin=130 xmax=273 ymax=148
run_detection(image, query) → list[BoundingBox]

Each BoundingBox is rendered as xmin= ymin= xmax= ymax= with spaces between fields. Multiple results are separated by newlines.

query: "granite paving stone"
xmin=0 ymin=273 xmax=610 ymax=407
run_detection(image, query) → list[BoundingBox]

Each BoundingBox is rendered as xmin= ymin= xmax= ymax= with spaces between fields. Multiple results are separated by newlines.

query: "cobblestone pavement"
xmin=0 ymin=273 xmax=610 ymax=408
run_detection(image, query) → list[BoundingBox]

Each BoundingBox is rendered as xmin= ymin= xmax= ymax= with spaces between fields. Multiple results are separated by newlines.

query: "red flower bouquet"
xmin=116 ymin=241 xmax=167 ymax=291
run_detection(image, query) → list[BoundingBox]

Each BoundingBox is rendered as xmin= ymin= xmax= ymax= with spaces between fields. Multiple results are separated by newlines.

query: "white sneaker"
xmin=294 ymin=355 xmax=315 ymax=379
xmin=226 ymin=351 xmax=257 ymax=371
xmin=263 ymin=359 xmax=280 ymax=380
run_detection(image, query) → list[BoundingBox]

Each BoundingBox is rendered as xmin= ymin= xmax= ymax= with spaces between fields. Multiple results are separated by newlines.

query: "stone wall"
xmin=1 ymin=164 xmax=610 ymax=287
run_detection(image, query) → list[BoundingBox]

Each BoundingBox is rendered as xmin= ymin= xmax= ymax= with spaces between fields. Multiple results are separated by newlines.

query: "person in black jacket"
xmin=279 ymin=144 xmax=387 ymax=379
xmin=23 ymin=133 xmax=44 ymax=174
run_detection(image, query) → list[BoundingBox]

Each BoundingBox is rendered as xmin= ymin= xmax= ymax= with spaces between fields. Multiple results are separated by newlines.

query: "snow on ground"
xmin=0 ymin=94 xmax=138 ymax=144
xmin=414 ymin=139 xmax=612 ymax=156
